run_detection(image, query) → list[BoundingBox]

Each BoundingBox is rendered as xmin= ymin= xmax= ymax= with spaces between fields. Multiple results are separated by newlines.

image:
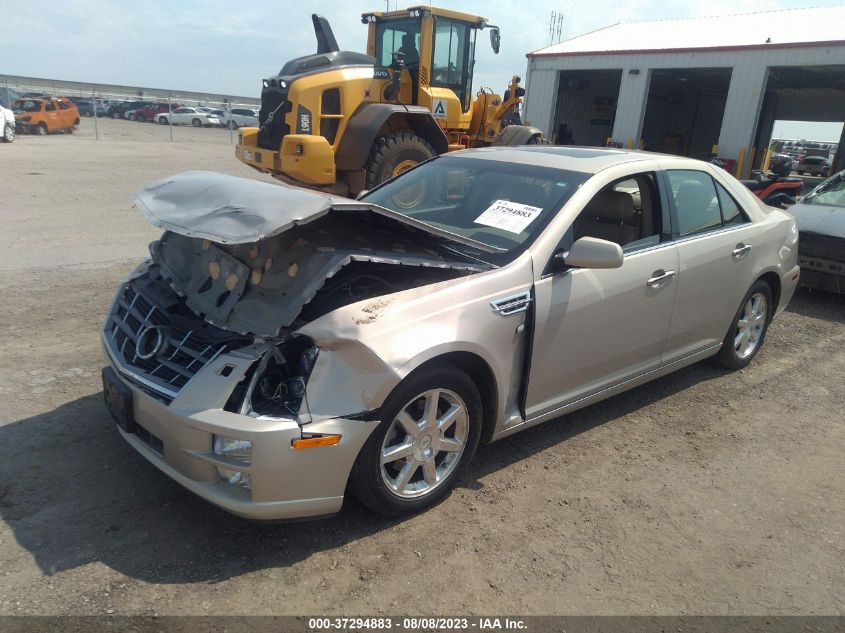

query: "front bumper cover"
xmin=102 ymin=336 xmax=378 ymax=520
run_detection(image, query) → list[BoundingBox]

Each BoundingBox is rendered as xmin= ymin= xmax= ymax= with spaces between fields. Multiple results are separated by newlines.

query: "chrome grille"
xmin=104 ymin=281 xmax=225 ymax=397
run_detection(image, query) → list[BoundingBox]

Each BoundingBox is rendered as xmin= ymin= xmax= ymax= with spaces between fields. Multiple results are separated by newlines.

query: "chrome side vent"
xmin=490 ymin=291 xmax=532 ymax=316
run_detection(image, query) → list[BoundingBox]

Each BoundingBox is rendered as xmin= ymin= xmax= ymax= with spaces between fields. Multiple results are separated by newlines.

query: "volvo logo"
xmin=135 ymin=326 xmax=168 ymax=360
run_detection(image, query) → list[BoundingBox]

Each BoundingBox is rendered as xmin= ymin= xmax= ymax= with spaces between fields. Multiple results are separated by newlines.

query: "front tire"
xmin=714 ymin=280 xmax=773 ymax=369
xmin=135 ymin=113 xmax=145 ymax=123
xmin=158 ymin=116 xmax=168 ymax=125
xmin=2 ymin=123 xmax=14 ymax=143
xmin=364 ymin=131 xmax=437 ymax=190
xmin=350 ymin=365 xmax=482 ymax=516
xmin=36 ymin=123 xmax=48 ymax=136
xmin=192 ymin=118 xmax=202 ymax=127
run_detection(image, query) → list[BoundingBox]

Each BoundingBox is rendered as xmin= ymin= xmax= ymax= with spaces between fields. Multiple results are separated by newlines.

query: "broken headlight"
xmin=242 ymin=337 xmax=319 ymax=418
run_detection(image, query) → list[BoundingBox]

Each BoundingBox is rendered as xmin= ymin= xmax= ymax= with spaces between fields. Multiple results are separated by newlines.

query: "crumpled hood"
xmin=790 ymin=200 xmax=845 ymax=239
xmin=134 ymin=171 xmax=499 ymax=252
xmin=134 ymin=172 xmax=493 ymax=337
xmin=134 ymin=171 xmax=340 ymax=244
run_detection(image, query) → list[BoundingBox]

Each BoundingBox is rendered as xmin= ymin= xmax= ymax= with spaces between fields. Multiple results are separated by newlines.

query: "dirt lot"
xmin=0 ymin=119 xmax=843 ymax=616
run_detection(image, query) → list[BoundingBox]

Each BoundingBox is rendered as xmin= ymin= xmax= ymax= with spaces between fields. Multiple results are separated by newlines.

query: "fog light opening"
xmin=215 ymin=466 xmax=251 ymax=490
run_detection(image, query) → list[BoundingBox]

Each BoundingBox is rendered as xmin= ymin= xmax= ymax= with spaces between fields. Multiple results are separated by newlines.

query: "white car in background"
xmin=219 ymin=108 xmax=259 ymax=130
xmin=157 ymin=107 xmax=220 ymax=127
xmin=1 ymin=104 xmax=15 ymax=142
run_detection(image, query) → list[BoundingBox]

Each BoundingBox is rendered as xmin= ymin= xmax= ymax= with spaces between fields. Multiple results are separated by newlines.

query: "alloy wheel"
xmin=380 ymin=388 xmax=469 ymax=499
xmin=735 ymin=292 xmax=767 ymax=359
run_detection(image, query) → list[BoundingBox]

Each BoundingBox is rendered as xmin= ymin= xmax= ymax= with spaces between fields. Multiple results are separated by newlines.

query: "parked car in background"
xmin=157 ymin=107 xmax=220 ymax=127
xmin=101 ymin=148 xmax=800 ymax=520
xmin=70 ymin=98 xmax=107 ymax=117
xmin=788 ymin=169 xmax=845 ymax=294
xmin=797 ymin=156 xmax=831 ymax=177
xmin=108 ymin=101 xmax=151 ymax=119
xmin=1 ymin=104 xmax=15 ymax=142
xmin=134 ymin=103 xmax=179 ymax=123
xmin=12 ymin=96 xmax=80 ymax=135
xmin=219 ymin=107 xmax=259 ymax=130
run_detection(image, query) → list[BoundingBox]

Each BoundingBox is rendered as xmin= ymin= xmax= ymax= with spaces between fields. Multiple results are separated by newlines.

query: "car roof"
xmin=442 ymin=145 xmax=685 ymax=174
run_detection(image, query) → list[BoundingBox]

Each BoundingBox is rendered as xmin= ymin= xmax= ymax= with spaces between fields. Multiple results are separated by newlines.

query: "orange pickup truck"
xmin=13 ymin=96 xmax=80 ymax=135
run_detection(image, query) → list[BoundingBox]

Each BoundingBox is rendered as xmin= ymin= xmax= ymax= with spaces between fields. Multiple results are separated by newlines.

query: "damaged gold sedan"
xmin=102 ymin=147 xmax=801 ymax=519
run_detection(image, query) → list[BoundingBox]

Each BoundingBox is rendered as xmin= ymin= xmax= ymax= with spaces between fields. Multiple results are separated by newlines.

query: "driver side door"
xmin=525 ymin=172 xmax=679 ymax=419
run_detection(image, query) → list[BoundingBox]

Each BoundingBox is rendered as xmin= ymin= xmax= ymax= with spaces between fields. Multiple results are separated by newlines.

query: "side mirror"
xmin=554 ymin=236 xmax=623 ymax=271
xmin=356 ymin=189 xmax=369 ymax=200
xmin=489 ymin=28 xmax=501 ymax=55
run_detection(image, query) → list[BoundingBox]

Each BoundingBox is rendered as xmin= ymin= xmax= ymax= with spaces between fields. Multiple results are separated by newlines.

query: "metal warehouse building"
xmin=523 ymin=5 xmax=845 ymax=176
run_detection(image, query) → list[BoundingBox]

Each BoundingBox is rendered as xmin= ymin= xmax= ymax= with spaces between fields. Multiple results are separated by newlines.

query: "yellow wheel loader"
xmin=235 ymin=5 xmax=544 ymax=197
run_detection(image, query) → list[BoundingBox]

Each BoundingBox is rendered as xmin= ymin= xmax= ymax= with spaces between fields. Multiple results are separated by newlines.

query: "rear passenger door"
xmin=659 ymin=168 xmax=758 ymax=363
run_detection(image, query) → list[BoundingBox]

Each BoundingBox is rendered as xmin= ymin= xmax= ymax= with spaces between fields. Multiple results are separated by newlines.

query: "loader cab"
xmin=364 ymin=6 xmax=491 ymax=116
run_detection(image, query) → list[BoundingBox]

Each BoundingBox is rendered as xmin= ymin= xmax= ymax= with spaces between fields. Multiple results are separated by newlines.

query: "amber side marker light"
xmin=292 ymin=435 xmax=342 ymax=449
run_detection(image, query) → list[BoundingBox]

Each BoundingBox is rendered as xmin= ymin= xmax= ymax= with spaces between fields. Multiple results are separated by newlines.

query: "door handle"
xmin=646 ymin=270 xmax=675 ymax=287
xmin=732 ymin=244 xmax=752 ymax=259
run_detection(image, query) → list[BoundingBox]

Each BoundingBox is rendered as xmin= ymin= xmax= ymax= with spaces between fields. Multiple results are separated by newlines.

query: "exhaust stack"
xmin=312 ymin=14 xmax=340 ymax=54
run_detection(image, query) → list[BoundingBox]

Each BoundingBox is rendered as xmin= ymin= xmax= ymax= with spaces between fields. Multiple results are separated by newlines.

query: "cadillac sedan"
xmin=101 ymin=147 xmax=800 ymax=520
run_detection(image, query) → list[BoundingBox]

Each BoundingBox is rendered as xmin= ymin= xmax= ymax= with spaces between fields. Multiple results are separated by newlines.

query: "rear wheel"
xmin=364 ymin=131 xmax=437 ymax=190
xmin=192 ymin=118 xmax=202 ymax=127
xmin=227 ymin=119 xmax=238 ymax=130
xmin=2 ymin=123 xmax=14 ymax=143
xmin=350 ymin=365 xmax=482 ymax=516
xmin=111 ymin=111 xmax=120 ymax=119
xmin=714 ymin=280 xmax=773 ymax=369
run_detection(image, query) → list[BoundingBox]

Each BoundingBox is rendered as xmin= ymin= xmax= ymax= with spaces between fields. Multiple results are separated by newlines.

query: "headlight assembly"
xmin=230 ymin=336 xmax=319 ymax=418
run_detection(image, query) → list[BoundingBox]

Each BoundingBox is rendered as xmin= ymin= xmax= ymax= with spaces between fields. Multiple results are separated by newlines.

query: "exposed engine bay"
xmin=104 ymin=171 xmax=492 ymax=419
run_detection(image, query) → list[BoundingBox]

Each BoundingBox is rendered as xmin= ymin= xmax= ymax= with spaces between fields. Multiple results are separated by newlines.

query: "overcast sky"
xmin=2 ymin=0 xmax=841 ymax=139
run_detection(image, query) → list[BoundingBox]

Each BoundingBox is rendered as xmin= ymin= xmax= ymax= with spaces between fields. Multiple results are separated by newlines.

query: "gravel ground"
xmin=0 ymin=119 xmax=843 ymax=616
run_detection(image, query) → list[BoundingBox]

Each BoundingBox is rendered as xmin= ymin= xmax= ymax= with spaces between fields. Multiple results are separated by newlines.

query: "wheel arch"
xmin=492 ymin=124 xmax=543 ymax=146
xmin=757 ymin=270 xmax=782 ymax=318
xmin=335 ymin=103 xmax=449 ymax=171
xmin=394 ymin=351 xmax=499 ymax=445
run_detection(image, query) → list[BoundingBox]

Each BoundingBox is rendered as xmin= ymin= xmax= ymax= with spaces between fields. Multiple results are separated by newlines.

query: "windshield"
xmin=804 ymin=171 xmax=845 ymax=208
xmin=362 ymin=155 xmax=590 ymax=265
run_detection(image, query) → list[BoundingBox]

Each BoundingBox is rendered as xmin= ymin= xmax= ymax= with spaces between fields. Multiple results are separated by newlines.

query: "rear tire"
xmin=364 ymin=131 xmax=437 ymax=190
xmin=714 ymin=280 xmax=773 ymax=369
xmin=350 ymin=365 xmax=482 ymax=517
xmin=227 ymin=119 xmax=238 ymax=130
xmin=2 ymin=123 xmax=14 ymax=143
xmin=111 ymin=111 xmax=120 ymax=119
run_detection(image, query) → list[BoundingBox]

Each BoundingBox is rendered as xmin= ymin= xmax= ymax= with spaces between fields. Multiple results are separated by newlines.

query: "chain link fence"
xmin=2 ymin=75 xmax=260 ymax=146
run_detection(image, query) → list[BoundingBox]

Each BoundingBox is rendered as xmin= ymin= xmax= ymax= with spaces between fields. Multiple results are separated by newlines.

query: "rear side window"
xmin=45 ymin=100 xmax=56 ymax=112
xmin=667 ymin=170 xmax=721 ymax=236
xmin=715 ymin=182 xmax=747 ymax=226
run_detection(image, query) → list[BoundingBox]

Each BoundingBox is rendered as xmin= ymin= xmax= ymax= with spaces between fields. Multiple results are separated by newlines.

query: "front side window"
xmin=45 ymin=100 xmax=56 ymax=112
xmin=58 ymin=99 xmax=71 ymax=110
xmin=568 ymin=173 xmax=664 ymax=253
xmin=362 ymin=155 xmax=589 ymax=265
xmin=375 ymin=18 xmax=421 ymax=68
xmin=431 ymin=18 xmax=475 ymax=110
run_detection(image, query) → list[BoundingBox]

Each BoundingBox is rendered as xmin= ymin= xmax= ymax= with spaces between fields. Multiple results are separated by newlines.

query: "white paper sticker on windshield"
xmin=474 ymin=199 xmax=543 ymax=234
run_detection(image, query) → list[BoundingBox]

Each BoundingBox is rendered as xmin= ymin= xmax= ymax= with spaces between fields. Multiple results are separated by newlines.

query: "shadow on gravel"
xmin=0 ymin=356 xmax=732 ymax=585
xmin=786 ymin=287 xmax=845 ymax=324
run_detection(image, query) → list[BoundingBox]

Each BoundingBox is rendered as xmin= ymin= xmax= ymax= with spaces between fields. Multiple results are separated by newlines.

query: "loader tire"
xmin=365 ymin=131 xmax=437 ymax=190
